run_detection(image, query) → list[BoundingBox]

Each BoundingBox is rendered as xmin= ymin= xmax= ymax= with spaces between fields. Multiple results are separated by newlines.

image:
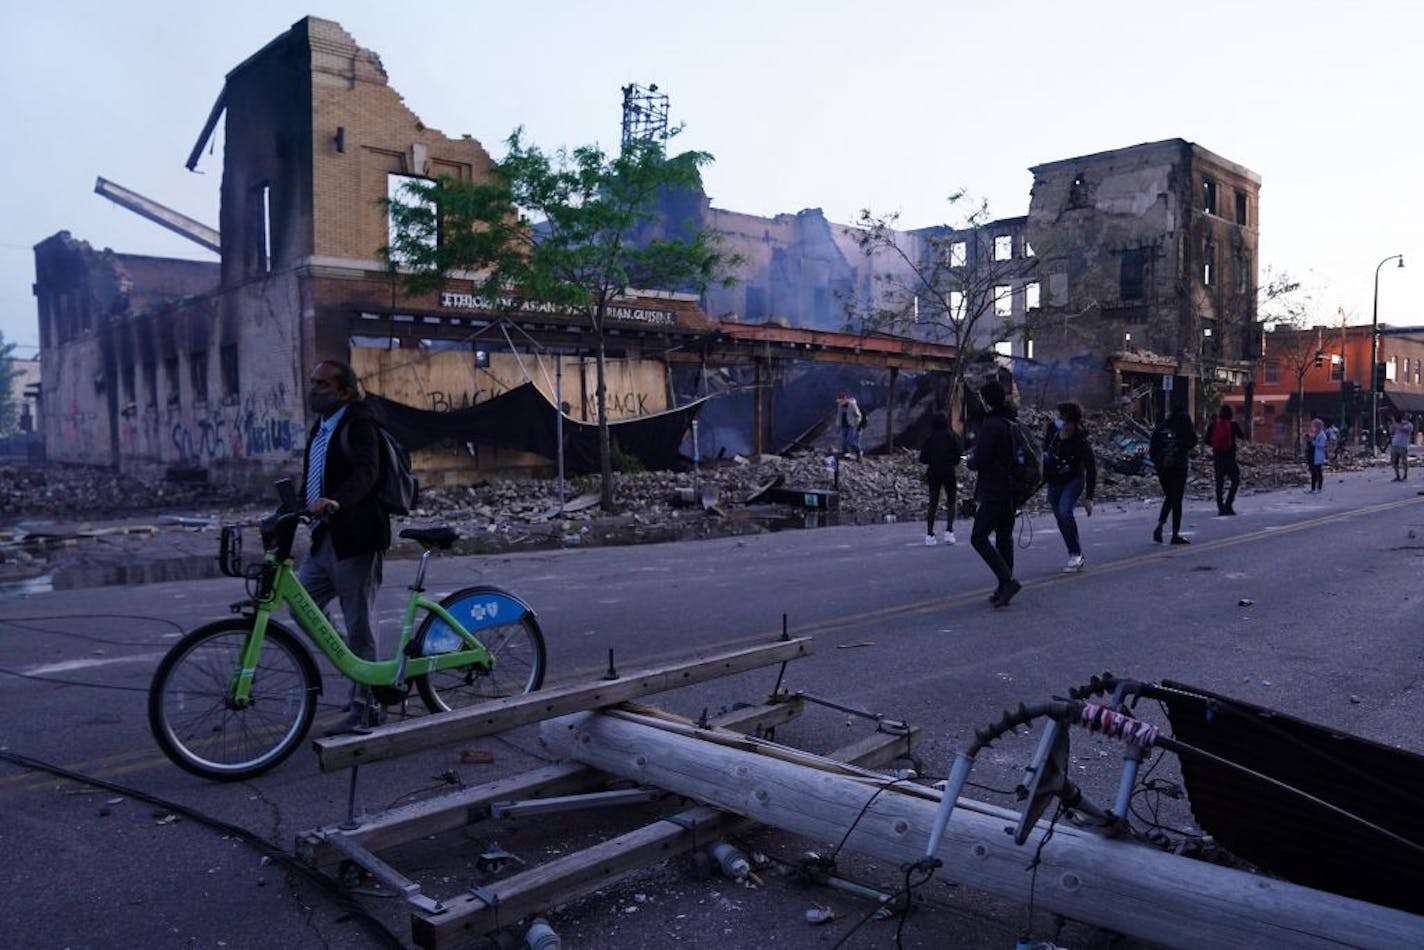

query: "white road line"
xmin=23 ymin=653 xmax=167 ymax=676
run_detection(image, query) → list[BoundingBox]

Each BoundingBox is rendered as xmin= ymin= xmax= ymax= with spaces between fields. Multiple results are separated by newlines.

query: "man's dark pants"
xmin=970 ymin=498 xmax=1016 ymax=588
xmin=1212 ymin=452 xmax=1240 ymax=512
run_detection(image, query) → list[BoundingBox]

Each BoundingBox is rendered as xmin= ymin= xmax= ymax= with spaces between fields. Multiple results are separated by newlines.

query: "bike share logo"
xmin=466 ymin=600 xmax=500 ymax=624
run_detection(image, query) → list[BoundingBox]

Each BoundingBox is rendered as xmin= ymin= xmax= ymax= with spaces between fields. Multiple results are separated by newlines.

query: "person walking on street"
xmin=836 ymin=391 xmax=864 ymax=459
xmin=1205 ymin=404 xmax=1247 ymax=515
xmin=1041 ymin=401 xmax=1096 ymax=572
xmin=1389 ymin=414 xmax=1413 ymax=481
xmin=1306 ymin=417 xmax=1328 ymax=492
xmin=966 ymin=380 xmax=1021 ymax=606
xmin=301 ymin=359 xmax=393 ymax=736
xmin=920 ymin=413 xmax=963 ymax=546
xmin=1149 ymin=406 xmax=1197 ymax=544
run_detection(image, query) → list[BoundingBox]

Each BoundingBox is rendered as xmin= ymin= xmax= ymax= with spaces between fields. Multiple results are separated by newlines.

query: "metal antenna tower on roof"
xmin=620 ymin=83 xmax=669 ymax=150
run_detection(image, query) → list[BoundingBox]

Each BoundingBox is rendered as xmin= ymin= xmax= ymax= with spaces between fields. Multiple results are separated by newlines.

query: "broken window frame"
xmin=993 ymin=284 xmax=1013 ymax=318
xmin=1024 ymin=281 xmax=1041 ymax=311
xmin=993 ymin=235 xmax=1013 ymax=262
xmin=1202 ymin=177 xmax=1217 ymax=215
xmin=948 ymin=241 xmax=967 ymax=268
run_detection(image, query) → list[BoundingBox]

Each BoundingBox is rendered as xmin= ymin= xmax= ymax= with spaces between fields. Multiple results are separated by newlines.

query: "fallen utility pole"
xmin=542 ymin=711 xmax=1424 ymax=950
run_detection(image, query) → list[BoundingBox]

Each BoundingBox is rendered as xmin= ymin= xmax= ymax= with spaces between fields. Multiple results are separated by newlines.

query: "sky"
xmin=1 ymin=0 xmax=1419 ymax=358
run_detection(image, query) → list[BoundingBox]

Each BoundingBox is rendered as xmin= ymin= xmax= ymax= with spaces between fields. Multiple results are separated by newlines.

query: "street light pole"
xmin=1370 ymin=254 xmax=1405 ymax=455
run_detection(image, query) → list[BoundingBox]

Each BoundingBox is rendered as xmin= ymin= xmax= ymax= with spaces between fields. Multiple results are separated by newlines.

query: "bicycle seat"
xmin=399 ymin=526 xmax=459 ymax=550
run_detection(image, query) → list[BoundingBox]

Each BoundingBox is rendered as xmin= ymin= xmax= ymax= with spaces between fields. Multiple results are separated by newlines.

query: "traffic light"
xmin=1373 ymin=362 xmax=1387 ymax=393
xmin=1314 ymin=350 xmax=1324 ymax=368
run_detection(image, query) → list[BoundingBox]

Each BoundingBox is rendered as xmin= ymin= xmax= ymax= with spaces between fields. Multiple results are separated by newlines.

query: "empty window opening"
xmin=1202 ymin=177 xmax=1217 ymax=215
xmin=1234 ymin=189 xmax=1248 ymax=226
xmin=1025 ymin=282 xmax=1041 ymax=311
xmin=220 ymin=344 xmax=240 ymax=400
xmin=163 ymin=357 xmax=180 ymax=405
xmin=388 ymin=174 xmax=439 ymax=266
xmin=949 ymin=291 xmax=965 ymax=321
xmin=189 ymin=351 xmax=208 ymax=404
xmin=1202 ymin=240 xmax=1215 ymax=286
xmin=993 ymin=340 xmax=1013 ymax=356
xmin=245 ymin=183 xmax=271 ymax=276
xmin=1120 ymin=248 xmax=1147 ymax=301
xmin=993 ymin=235 xmax=1013 ymax=261
xmin=1024 ymin=240 xmax=1035 ymax=258
xmin=1025 ymin=338 xmax=1035 ymax=359
xmin=948 ymin=241 xmax=967 ymax=267
xmin=993 ymin=285 xmax=1013 ymax=317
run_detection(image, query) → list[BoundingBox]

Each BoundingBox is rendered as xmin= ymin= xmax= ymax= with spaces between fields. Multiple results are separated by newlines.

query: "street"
xmin=2 ymin=465 xmax=1422 ymax=949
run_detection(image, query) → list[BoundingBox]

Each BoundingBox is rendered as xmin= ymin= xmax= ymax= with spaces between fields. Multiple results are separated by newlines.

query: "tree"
xmin=1260 ymin=280 xmax=1322 ymax=446
xmin=1238 ymin=268 xmax=1303 ymax=437
xmin=0 ymin=332 xmax=18 ymax=436
xmin=385 ymin=129 xmax=736 ymax=510
xmin=847 ymin=191 xmax=1027 ymax=428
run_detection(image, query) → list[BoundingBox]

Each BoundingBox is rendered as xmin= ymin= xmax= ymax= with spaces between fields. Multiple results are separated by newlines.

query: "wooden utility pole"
xmin=543 ymin=711 xmax=1424 ymax=950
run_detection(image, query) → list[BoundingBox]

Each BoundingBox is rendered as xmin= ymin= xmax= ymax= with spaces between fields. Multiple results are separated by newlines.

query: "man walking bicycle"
xmin=301 ymin=359 xmax=392 ymax=735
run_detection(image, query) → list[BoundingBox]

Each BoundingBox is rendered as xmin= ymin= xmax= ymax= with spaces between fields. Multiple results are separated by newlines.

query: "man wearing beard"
xmin=301 ymin=359 xmax=391 ymax=735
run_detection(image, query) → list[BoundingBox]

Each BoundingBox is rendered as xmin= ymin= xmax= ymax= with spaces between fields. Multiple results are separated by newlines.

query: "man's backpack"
xmin=1208 ymin=419 xmax=1235 ymax=453
xmin=340 ymin=421 xmax=419 ymax=516
xmin=1008 ymin=419 xmax=1043 ymax=509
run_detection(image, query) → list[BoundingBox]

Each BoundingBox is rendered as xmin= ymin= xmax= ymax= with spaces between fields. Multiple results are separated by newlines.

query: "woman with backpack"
xmin=1041 ymin=401 xmax=1096 ymax=571
xmin=919 ymin=413 xmax=963 ymax=546
xmin=1149 ymin=407 xmax=1197 ymax=544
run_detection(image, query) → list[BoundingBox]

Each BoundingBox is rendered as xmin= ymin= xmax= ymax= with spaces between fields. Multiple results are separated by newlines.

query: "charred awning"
xmin=366 ymin=383 xmax=706 ymax=473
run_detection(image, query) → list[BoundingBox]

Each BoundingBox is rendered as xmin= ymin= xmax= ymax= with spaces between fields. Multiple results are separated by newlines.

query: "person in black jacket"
xmin=300 ymin=359 xmax=392 ymax=735
xmin=1204 ymin=404 xmax=1247 ymax=515
xmin=966 ymin=380 xmax=1021 ymax=606
xmin=1041 ymin=401 xmax=1096 ymax=572
xmin=919 ymin=413 xmax=963 ymax=545
xmin=1149 ymin=406 xmax=1198 ymax=544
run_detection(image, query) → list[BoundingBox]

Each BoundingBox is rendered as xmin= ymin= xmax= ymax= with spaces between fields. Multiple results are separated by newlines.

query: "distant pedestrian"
xmin=1389 ymin=414 xmax=1413 ymax=481
xmin=1041 ymin=401 xmax=1096 ymax=572
xmin=965 ymin=380 xmax=1021 ymax=606
xmin=1205 ymin=405 xmax=1247 ymax=515
xmin=1306 ymin=418 xmax=1328 ymax=492
xmin=836 ymin=392 xmax=863 ymax=459
xmin=1149 ymin=407 xmax=1197 ymax=544
xmin=919 ymin=413 xmax=963 ymax=546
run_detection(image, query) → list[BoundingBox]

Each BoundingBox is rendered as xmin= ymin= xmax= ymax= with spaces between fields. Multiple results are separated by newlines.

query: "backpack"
xmin=1208 ymin=419 xmax=1235 ymax=453
xmin=1153 ymin=427 xmax=1186 ymax=471
xmin=1007 ymin=419 xmax=1043 ymax=509
xmin=340 ymin=421 xmax=419 ymax=516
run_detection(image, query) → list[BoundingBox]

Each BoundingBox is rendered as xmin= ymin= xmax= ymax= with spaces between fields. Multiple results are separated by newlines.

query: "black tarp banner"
xmin=365 ymin=383 xmax=707 ymax=473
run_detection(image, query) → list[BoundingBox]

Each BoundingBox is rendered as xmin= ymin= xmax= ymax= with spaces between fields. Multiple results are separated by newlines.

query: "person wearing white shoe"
xmin=942 ymin=530 xmax=956 ymax=545
xmin=1042 ymin=401 xmax=1096 ymax=572
xmin=919 ymin=412 xmax=963 ymax=551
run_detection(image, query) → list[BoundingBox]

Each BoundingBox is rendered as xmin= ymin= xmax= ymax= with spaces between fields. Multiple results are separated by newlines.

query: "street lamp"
xmin=1370 ymin=254 xmax=1405 ymax=454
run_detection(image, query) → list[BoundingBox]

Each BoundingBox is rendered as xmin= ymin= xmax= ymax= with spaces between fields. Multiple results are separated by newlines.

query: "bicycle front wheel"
xmin=148 ymin=619 xmax=320 ymax=781
xmin=414 ymin=586 xmax=547 ymax=712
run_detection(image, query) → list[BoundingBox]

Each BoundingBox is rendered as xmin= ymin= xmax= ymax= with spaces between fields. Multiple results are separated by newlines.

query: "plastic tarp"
xmin=365 ymin=383 xmax=706 ymax=473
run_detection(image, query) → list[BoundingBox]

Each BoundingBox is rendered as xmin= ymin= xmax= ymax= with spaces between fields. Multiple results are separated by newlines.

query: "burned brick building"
xmin=1023 ymin=140 xmax=1261 ymax=416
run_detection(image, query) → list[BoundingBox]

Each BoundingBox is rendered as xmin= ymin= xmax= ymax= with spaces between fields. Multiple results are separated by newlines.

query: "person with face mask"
xmin=300 ymin=359 xmax=392 ymax=735
xmin=1041 ymin=401 xmax=1096 ymax=572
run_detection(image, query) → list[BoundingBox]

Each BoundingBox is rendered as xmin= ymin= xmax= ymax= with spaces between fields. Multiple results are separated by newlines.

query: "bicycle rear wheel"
xmin=148 ymin=618 xmax=320 ymax=781
xmin=414 ymin=586 xmax=546 ymax=712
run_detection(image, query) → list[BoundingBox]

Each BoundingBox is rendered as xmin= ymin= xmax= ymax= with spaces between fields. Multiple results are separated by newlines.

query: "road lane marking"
xmin=22 ymin=653 xmax=168 ymax=677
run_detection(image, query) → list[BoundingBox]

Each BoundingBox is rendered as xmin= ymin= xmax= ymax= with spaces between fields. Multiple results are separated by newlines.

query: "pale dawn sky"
xmin=1 ymin=0 xmax=1418 ymax=357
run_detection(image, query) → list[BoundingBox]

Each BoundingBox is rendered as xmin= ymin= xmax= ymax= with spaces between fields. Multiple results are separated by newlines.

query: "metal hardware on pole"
xmin=1370 ymin=254 xmax=1404 ymax=456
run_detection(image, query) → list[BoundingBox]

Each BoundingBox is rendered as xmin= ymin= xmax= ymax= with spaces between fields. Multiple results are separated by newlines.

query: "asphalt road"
xmin=2 ymin=463 xmax=1422 ymax=949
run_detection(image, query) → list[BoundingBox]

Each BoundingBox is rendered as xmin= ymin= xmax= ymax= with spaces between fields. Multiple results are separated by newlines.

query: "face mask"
xmin=1054 ymin=416 xmax=1065 ymax=432
xmin=308 ymin=390 xmax=340 ymax=415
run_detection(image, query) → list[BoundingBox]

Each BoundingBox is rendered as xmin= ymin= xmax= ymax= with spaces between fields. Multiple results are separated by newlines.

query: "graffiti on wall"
xmin=162 ymin=385 xmax=298 ymax=464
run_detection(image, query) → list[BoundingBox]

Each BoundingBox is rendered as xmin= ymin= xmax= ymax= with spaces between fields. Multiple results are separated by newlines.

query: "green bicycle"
xmin=147 ymin=481 xmax=547 ymax=781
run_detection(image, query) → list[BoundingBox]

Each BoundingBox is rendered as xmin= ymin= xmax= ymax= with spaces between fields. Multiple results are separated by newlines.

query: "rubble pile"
xmin=0 ymin=409 xmax=1370 ymax=582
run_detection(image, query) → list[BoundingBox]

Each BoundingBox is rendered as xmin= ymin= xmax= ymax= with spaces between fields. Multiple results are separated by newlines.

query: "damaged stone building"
xmin=32 ymin=15 xmax=1259 ymax=487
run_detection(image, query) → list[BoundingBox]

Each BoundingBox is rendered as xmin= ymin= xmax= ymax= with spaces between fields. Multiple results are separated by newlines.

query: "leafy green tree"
xmin=0 ymin=332 xmax=18 ymax=435
xmin=848 ymin=191 xmax=1026 ymax=427
xmin=385 ymin=130 xmax=735 ymax=509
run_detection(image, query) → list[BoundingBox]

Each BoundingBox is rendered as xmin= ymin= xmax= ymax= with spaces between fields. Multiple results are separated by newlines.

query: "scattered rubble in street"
xmin=0 ymin=408 xmax=1371 ymax=588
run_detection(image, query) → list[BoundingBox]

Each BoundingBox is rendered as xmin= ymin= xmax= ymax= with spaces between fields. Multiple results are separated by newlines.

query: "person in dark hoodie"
xmin=1149 ymin=405 xmax=1198 ymax=544
xmin=965 ymin=379 xmax=1021 ymax=606
xmin=919 ymin=412 xmax=963 ymax=546
xmin=1041 ymin=400 xmax=1096 ymax=572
